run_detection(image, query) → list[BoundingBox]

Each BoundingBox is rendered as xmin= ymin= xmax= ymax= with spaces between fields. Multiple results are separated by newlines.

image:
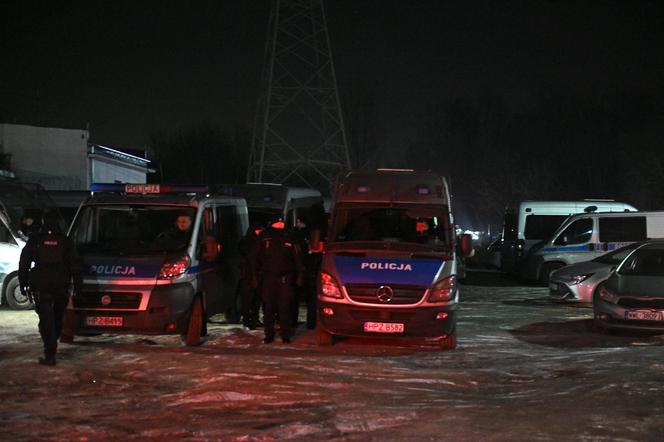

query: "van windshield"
xmin=524 ymin=215 xmax=569 ymax=241
xmin=70 ymin=205 xmax=196 ymax=254
xmin=330 ymin=205 xmax=451 ymax=250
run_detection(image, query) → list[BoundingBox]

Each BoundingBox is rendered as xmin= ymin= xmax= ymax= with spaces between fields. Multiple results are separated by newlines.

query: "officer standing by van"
xmin=18 ymin=211 xmax=81 ymax=366
xmin=252 ymin=218 xmax=304 ymax=343
xmin=237 ymin=221 xmax=263 ymax=329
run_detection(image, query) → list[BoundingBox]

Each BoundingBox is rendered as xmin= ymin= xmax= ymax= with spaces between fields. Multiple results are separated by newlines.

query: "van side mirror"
xmin=309 ymin=229 xmax=324 ymax=253
xmin=459 ymin=233 xmax=473 ymax=258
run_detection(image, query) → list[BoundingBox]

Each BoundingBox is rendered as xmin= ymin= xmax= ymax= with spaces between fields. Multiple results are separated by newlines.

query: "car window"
xmin=524 ymin=215 xmax=569 ymax=241
xmin=618 ymin=248 xmax=664 ymax=277
xmin=599 ymin=217 xmax=646 ymax=243
xmin=554 ymin=218 xmax=593 ymax=245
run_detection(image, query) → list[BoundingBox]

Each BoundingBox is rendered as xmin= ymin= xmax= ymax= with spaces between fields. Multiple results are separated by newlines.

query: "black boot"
xmin=38 ymin=356 xmax=56 ymax=366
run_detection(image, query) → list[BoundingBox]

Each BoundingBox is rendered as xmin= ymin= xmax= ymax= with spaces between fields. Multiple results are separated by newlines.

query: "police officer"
xmin=18 ymin=211 xmax=81 ymax=366
xmin=237 ymin=221 xmax=263 ymax=329
xmin=252 ymin=218 xmax=303 ymax=344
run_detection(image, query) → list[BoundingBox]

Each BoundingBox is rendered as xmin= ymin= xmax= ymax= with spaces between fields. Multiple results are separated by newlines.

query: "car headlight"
xmin=319 ymin=272 xmax=342 ymax=299
xmin=561 ymin=274 xmax=593 ymax=285
xmin=598 ymin=285 xmax=619 ymax=304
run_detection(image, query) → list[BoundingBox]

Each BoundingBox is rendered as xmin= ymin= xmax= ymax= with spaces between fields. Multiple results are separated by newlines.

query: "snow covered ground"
xmin=2 ymin=271 xmax=664 ymax=441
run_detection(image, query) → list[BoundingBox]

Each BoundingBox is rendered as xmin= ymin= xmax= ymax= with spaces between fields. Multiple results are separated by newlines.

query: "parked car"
xmin=549 ymin=242 xmax=642 ymax=303
xmin=594 ymin=241 xmax=664 ymax=333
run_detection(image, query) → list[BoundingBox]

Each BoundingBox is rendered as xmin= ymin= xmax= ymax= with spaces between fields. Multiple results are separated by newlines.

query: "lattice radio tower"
xmin=247 ymin=0 xmax=351 ymax=191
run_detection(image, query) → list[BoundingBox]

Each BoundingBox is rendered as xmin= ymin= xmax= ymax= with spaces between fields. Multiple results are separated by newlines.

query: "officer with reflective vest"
xmin=251 ymin=218 xmax=304 ymax=344
xmin=18 ymin=211 xmax=81 ymax=366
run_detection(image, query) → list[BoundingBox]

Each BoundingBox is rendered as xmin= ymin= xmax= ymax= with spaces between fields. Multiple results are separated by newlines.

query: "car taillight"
xmin=159 ymin=254 xmax=191 ymax=279
xmin=428 ymin=276 xmax=456 ymax=302
xmin=319 ymin=272 xmax=342 ymax=298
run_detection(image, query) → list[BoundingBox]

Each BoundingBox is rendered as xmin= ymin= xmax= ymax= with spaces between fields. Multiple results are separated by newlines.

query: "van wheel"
xmin=539 ymin=263 xmax=563 ymax=284
xmin=316 ymin=326 xmax=334 ymax=346
xmin=439 ymin=331 xmax=457 ymax=350
xmin=5 ymin=276 xmax=32 ymax=310
xmin=182 ymin=298 xmax=203 ymax=346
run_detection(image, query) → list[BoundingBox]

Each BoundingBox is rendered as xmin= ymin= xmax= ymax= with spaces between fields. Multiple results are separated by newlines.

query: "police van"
xmin=63 ymin=183 xmax=249 ymax=345
xmin=521 ymin=210 xmax=664 ymax=283
xmin=314 ymin=169 xmax=472 ymax=349
xmin=221 ymin=183 xmax=325 ymax=230
xmin=500 ymin=200 xmax=636 ymax=274
xmin=0 ymin=181 xmax=65 ymax=309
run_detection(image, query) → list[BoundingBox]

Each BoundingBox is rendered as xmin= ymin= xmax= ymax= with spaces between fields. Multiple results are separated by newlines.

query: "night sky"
xmin=2 ymin=0 xmax=663 ymax=151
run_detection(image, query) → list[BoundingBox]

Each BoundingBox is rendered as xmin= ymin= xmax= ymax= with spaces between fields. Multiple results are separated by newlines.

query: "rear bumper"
xmin=68 ymin=283 xmax=195 ymax=335
xmin=318 ymin=300 xmax=457 ymax=339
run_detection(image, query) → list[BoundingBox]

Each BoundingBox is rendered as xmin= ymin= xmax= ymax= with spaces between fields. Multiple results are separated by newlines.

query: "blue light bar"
xmin=90 ymin=183 xmax=209 ymax=194
xmin=417 ymin=186 xmax=430 ymax=195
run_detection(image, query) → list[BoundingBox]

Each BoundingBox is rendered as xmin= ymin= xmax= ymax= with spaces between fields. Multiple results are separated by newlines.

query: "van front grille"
xmin=345 ymin=284 xmax=426 ymax=305
xmin=73 ymin=292 xmax=142 ymax=309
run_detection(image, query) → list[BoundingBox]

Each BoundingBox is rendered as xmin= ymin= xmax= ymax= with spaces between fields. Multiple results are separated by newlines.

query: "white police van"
xmin=500 ymin=200 xmax=636 ymax=274
xmin=314 ymin=170 xmax=472 ymax=349
xmin=521 ymin=210 xmax=664 ymax=283
xmin=0 ymin=181 xmax=65 ymax=309
xmin=63 ymin=183 xmax=248 ymax=345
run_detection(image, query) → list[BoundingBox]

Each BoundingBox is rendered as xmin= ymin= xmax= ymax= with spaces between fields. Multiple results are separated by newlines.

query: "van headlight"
xmin=159 ymin=254 xmax=191 ymax=279
xmin=427 ymin=276 xmax=456 ymax=303
xmin=319 ymin=272 xmax=342 ymax=299
xmin=598 ymin=285 xmax=619 ymax=304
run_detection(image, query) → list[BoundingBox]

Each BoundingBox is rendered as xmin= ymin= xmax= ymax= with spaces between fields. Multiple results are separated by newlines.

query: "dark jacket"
xmin=18 ymin=227 xmax=82 ymax=293
xmin=252 ymin=227 xmax=304 ymax=282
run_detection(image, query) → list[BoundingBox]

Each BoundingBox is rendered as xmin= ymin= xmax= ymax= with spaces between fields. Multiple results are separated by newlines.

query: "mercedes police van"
xmin=500 ymin=200 xmax=637 ymax=274
xmin=314 ymin=169 xmax=472 ymax=349
xmin=63 ymin=183 xmax=249 ymax=346
xmin=0 ymin=181 xmax=65 ymax=309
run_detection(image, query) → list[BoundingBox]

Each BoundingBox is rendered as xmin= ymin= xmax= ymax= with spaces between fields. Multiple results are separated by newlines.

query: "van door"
xmin=598 ymin=216 xmax=647 ymax=252
xmin=552 ymin=217 xmax=596 ymax=265
xmin=216 ymin=203 xmax=244 ymax=322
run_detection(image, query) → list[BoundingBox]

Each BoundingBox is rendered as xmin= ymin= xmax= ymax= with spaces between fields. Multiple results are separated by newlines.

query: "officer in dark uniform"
xmin=252 ymin=218 xmax=304 ymax=343
xmin=237 ymin=221 xmax=263 ymax=329
xmin=18 ymin=211 xmax=81 ymax=366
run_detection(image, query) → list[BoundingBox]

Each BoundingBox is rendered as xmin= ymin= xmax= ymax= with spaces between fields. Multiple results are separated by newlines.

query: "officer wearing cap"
xmin=251 ymin=218 xmax=304 ymax=344
xmin=18 ymin=211 xmax=82 ymax=366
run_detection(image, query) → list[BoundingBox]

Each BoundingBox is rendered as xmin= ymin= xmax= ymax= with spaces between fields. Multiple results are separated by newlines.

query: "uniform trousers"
xmin=260 ymin=275 xmax=294 ymax=340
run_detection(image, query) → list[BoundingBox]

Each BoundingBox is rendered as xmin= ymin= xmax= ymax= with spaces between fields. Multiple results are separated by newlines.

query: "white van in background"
xmin=500 ymin=200 xmax=637 ymax=274
xmin=521 ymin=211 xmax=664 ymax=283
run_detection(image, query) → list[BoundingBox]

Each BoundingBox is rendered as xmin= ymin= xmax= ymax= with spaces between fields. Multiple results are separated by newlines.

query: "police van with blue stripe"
xmin=521 ymin=210 xmax=664 ymax=283
xmin=63 ymin=183 xmax=248 ymax=345
xmin=313 ymin=170 xmax=472 ymax=349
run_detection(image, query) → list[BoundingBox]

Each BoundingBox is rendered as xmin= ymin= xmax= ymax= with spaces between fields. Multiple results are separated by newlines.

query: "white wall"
xmin=0 ymin=123 xmax=89 ymax=190
xmin=90 ymin=157 xmax=146 ymax=186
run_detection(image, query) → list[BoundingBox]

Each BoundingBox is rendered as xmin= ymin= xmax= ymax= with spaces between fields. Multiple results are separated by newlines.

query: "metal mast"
xmin=248 ymin=0 xmax=350 ymax=191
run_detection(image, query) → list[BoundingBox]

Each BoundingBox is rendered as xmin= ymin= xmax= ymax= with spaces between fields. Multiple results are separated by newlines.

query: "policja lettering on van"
xmin=360 ymin=262 xmax=413 ymax=271
xmin=90 ymin=265 xmax=137 ymax=276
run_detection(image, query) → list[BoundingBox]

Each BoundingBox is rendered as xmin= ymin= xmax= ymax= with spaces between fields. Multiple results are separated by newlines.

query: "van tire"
xmin=5 ymin=276 xmax=33 ymax=310
xmin=182 ymin=297 xmax=203 ymax=346
xmin=316 ymin=326 xmax=334 ymax=346
xmin=539 ymin=263 xmax=563 ymax=284
xmin=439 ymin=331 xmax=457 ymax=350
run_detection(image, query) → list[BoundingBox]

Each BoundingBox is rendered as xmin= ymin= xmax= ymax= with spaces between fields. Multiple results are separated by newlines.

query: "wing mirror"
xmin=309 ymin=229 xmax=324 ymax=253
xmin=459 ymin=233 xmax=473 ymax=258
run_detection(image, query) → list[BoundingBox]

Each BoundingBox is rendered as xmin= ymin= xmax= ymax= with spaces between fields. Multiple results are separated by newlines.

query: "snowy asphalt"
xmin=1 ymin=271 xmax=664 ymax=441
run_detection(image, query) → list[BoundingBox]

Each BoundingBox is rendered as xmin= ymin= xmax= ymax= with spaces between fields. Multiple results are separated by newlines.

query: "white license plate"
xmin=363 ymin=322 xmax=405 ymax=333
xmin=85 ymin=316 xmax=123 ymax=327
xmin=625 ymin=310 xmax=664 ymax=321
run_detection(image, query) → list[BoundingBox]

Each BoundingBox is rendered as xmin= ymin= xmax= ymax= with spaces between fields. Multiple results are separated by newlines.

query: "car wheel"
xmin=5 ymin=276 xmax=33 ymax=310
xmin=315 ymin=325 xmax=334 ymax=346
xmin=182 ymin=297 xmax=203 ymax=346
xmin=539 ymin=263 xmax=563 ymax=284
xmin=439 ymin=330 xmax=457 ymax=350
